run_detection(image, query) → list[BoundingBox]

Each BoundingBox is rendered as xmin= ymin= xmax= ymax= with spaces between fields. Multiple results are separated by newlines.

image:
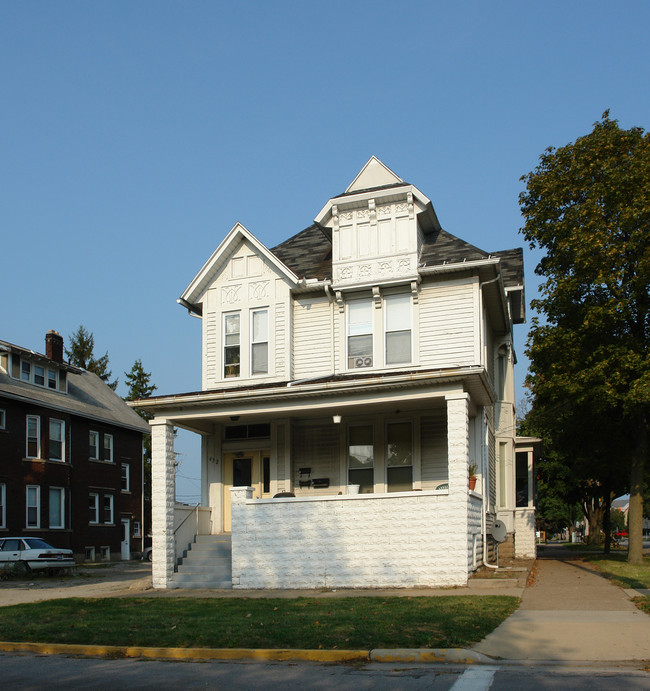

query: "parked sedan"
xmin=0 ymin=537 xmax=75 ymax=573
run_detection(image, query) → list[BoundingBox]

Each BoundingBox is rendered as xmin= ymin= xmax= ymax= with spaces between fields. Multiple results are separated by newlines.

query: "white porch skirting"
xmin=230 ymin=487 xmax=479 ymax=589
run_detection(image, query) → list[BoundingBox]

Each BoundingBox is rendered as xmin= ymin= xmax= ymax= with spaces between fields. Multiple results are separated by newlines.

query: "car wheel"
xmin=14 ymin=561 xmax=31 ymax=575
xmin=147 ymin=551 xmax=153 ymax=562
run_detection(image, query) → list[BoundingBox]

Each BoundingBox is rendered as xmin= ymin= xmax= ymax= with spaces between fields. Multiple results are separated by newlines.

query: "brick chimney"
xmin=45 ymin=330 xmax=64 ymax=363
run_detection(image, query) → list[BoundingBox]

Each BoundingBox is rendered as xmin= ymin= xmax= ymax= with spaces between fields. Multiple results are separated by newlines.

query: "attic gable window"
xmin=224 ymin=313 xmax=241 ymax=378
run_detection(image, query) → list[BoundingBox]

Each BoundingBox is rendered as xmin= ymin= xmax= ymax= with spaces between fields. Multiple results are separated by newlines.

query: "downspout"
xmin=481 ymin=436 xmax=498 ymax=569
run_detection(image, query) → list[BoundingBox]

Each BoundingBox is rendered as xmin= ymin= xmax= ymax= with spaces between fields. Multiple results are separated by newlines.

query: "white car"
xmin=0 ymin=537 xmax=75 ymax=573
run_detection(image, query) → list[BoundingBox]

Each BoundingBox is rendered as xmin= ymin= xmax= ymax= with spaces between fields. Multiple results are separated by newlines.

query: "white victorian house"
xmin=136 ymin=157 xmax=536 ymax=589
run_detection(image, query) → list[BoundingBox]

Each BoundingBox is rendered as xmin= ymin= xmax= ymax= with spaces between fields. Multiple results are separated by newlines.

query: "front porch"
xmin=146 ymin=373 xmax=497 ymax=589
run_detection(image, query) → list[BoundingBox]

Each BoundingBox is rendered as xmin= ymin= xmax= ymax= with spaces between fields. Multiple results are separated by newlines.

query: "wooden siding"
xmin=293 ymin=296 xmax=333 ymax=379
xmin=419 ymin=280 xmax=477 ymax=368
xmin=420 ymin=412 xmax=448 ymax=489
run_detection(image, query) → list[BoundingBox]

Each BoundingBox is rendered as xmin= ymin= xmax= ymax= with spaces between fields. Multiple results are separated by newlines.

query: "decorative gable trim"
xmin=180 ymin=223 xmax=300 ymax=310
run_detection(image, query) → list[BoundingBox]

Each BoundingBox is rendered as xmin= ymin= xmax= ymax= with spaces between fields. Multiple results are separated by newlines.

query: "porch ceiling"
xmin=135 ymin=367 xmax=493 ymax=434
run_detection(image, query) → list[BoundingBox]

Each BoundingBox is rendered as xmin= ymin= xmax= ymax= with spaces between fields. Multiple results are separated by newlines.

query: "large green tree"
xmin=66 ymin=325 xmax=118 ymax=390
xmin=124 ymin=359 xmax=157 ymax=534
xmin=520 ymin=112 xmax=649 ymax=563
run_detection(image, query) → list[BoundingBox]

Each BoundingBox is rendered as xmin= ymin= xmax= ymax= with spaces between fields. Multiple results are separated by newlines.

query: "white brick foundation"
xmin=230 ymin=487 xmax=472 ymax=589
xmin=151 ymin=421 xmax=176 ymax=588
xmin=514 ymin=508 xmax=537 ymax=558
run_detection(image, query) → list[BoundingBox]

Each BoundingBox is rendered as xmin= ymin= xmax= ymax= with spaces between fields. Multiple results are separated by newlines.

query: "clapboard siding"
xmin=293 ymin=296 xmax=333 ymax=379
xmin=204 ymin=310 xmax=218 ymax=387
xmin=420 ymin=412 xmax=448 ymax=489
xmin=418 ymin=280 xmax=477 ymax=368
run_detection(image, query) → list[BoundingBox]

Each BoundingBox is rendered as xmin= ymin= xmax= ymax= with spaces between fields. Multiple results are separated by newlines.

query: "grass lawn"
xmin=583 ymin=552 xmax=650 ymax=615
xmin=0 ymin=596 xmax=519 ymax=650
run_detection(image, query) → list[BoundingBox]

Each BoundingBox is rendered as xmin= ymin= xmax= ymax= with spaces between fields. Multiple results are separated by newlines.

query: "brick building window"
xmin=26 ymin=485 xmax=40 ymax=528
xmin=26 ymin=415 xmax=40 ymax=458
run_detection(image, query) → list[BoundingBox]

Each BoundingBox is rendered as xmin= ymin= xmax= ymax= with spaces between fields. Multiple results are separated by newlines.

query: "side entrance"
xmin=222 ymin=450 xmax=271 ymax=531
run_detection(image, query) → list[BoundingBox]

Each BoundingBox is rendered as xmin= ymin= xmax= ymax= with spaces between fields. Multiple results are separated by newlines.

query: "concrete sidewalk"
xmin=474 ymin=548 xmax=650 ymax=662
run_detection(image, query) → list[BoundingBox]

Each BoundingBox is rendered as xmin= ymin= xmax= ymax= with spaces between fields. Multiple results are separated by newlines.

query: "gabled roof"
xmin=344 ymin=156 xmax=403 ymax=193
xmin=0 ymin=339 xmax=150 ymax=434
xmin=271 ymin=224 xmax=524 ymax=290
xmin=180 ymin=223 xmax=300 ymax=309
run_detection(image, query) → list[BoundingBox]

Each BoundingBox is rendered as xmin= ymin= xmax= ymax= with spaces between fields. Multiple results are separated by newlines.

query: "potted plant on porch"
xmin=468 ymin=462 xmax=478 ymax=491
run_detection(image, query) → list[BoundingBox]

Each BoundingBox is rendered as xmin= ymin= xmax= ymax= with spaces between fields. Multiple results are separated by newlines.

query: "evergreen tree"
xmin=65 ymin=325 xmax=118 ymax=390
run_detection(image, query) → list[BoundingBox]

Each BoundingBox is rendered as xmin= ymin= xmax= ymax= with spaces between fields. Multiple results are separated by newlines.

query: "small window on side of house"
xmin=121 ymin=463 xmax=130 ymax=492
xmin=89 ymin=431 xmax=99 ymax=459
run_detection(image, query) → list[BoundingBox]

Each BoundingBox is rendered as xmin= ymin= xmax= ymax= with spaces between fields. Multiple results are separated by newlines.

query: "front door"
xmin=120 ymin=518 xmax=130 ymax=560
xmin=223 ymin=451 xmax=270 ymax=531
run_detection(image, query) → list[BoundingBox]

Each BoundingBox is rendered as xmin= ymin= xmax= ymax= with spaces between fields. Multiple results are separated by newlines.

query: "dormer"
xmin=0 ymin=331 xmax=70 ymax=393
xmin=314 ymin=157 xmax=441 ymax=290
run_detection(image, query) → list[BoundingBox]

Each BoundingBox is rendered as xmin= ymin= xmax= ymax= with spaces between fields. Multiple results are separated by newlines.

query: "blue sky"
xmin=2 ymin=2 xmax=649 ymax=501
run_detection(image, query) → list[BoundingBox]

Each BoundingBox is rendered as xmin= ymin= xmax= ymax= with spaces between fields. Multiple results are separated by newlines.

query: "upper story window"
xmin=89 ymin=431 xmax=99 ymax=459
xmin=49 ymin=419 xmax=65 ymax=461
xmin=251 ymin=309 xmax=269 ymax=375
xmin=224 ymin=313 xmax=241 ymax=378
xmin=34 ymin=365 xmax=45 ymax=386
xmin=12 ymin=353 xmax=64 ymax=392
xmin=104 ymin=434 xmax=114 ymax=462
xmin=385 ymin=294 xmax=412 ymax=365
xmin=121 ymin=463 xmax=130 ymax=492
xmin=89 ymin=493 xmax=99 ymax=524
xmin=347 ymin=299 xmax=373 ymax=369
xmin=26 ymin=415 xmax=41 ymax=458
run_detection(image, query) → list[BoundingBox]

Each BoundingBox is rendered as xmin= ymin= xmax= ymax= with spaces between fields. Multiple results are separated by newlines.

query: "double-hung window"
xmin=34 ymin=365 xmax=45 ymax=386
xmin=89 ymin=493 xmax=99 ymax=524
xmin=385 ymin=294 xmax=412 ymax=365
xmin=348 ymin=424 xmax=374 ymax=492
xmin=47 ymin=369 xmax=57 ymax=389
xmin=49 ymin=487 xmax=65 ymax=529
xmin=26 ymin=485 xmax=40 ymax=528
xmin=89 ymin=431 xmax=99 ymax=459
xmin=26 ymin=415 xmax=40 ymax=458
xmin=224 ymin=313 xmax=241 ymax=378
xmin=49 ymin=419 xmax=65 ymax=461
xmin=103 ymin=495 xmax=114 ymax=524
xmin=386 ymin=421 xmax=413 ymax=491
xmin=0 ymin=409 xmax=5 ymax=430
xmin=103 ymin=434 xmax=113 ymax=462
xmin=121 ymin=463 xmax=130 ymax=492
xmin=251 ymin=309 xmax=269 ymax=375
xmin=21 ymin=360 xmax=31 ymax=382
xmin=347 ymin=299 xmax=373 ymax=369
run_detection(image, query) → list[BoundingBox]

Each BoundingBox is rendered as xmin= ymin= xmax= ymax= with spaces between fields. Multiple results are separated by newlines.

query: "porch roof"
xmin=131 ymin=366 xmax=495 ymax=433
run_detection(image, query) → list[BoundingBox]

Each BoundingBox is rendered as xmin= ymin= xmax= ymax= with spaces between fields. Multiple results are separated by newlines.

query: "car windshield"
xmin=23 ymin=538 xmax=54 ymax=550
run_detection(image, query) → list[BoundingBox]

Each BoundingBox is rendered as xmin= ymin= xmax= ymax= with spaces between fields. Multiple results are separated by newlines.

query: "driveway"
xmin=0 ymin=562 xmax=152 ymax=606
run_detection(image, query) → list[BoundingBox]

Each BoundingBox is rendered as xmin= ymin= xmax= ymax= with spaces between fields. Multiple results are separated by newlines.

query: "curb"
xmin=0 ymin=641 xmax=491 ymax=664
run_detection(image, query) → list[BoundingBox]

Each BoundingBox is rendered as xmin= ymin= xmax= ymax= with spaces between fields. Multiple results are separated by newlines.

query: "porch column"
xmin=446 ymin=393 xmax=470 ymax=494
xmin=151 ymin=420 xmax=176 ymax=588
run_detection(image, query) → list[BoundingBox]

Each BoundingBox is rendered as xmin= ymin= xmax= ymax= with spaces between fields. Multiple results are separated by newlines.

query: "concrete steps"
xmin=172 ymin=535 xmax=232 ymax=589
